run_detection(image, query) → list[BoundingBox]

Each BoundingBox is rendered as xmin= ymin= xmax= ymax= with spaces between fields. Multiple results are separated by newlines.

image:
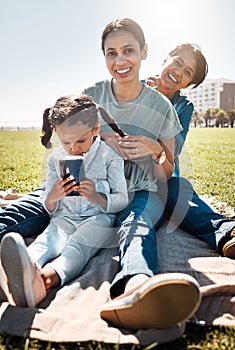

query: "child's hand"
xmin=77 ymin=178 xmax=96 ymax=201
xmin=77 ymin=178 xmax=107 ymax=209
xmin=45 ymin=177 xmax=76 ymax=211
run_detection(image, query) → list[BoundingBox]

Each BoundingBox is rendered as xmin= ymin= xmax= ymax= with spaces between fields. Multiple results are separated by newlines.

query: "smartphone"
xmin=59 ymin=156 xmax=84 ymax=196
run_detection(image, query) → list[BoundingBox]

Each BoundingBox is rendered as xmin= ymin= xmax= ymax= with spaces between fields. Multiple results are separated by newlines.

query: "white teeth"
xmin=169 ymin=73 xmax=177 ymax=83
xmin=116 ymin=68 xmax=130 ymax=74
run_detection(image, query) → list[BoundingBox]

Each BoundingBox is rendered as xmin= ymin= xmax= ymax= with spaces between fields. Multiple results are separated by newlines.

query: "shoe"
xmin=100 ymin=273 xmax=201 ymax=329
xmin=0 ymin=261 xmax=16 ymax=305
xmin=0 ymin=261 xmax=11 ymax=303
xmin=0 ymin=232 xmax=46 ymax=307
xmin=222 ymin=236 xmax=235 ymax=258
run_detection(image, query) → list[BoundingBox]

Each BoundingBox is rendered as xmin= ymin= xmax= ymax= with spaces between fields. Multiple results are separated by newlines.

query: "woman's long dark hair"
xmin=41 ymin=94 xmax=126 ymax=148
xmin=101 ymin=18 xmax=146 ymax=53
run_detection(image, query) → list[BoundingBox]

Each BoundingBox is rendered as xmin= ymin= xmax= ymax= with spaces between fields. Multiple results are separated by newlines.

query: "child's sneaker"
xmin=0 ymin=232 xmax=46 ymax=307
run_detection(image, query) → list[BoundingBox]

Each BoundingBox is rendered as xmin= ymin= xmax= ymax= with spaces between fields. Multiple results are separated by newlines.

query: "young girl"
xmin=0 ymin=94 xmax=128 ymax=307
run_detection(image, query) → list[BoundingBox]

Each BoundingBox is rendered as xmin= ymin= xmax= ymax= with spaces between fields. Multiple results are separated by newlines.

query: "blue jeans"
xmin=159 ymin=177 xmax=235 ymax=253
xmin=110 ymin=190 xmax=164 ymax=298
xmin=0 ymin=186 xmax=50 ymax=240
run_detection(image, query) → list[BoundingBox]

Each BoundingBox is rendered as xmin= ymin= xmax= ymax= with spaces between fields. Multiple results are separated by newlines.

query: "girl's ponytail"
xmin=40 ymin=98 xmax=126 ymax=149
xmin=98 ymin=106 xmax=126 ymax=137
xmin=41 ymin=108 xmax=52 ymax=148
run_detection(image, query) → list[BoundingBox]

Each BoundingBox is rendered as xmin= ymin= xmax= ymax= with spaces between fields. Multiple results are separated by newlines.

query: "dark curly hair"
xmin=41 ymin=94 xmax=125 ymax=148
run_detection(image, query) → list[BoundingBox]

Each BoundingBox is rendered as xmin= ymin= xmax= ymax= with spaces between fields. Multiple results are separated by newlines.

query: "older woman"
xmin=145 ymin=44 xmax=235 ymax=258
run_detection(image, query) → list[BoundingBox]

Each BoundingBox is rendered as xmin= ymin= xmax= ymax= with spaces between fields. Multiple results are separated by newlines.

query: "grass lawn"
xmin=0 ymin=128 xmax=235 ymax=349
xmin=180 ymin=127 xmax=235 ymax=212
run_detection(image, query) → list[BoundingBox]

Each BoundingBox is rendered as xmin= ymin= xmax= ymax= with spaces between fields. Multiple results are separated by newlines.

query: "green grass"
xmin=0 ymin=325 xmax=235 ymax=350
xmin=0 ymin=128 xmax=235 ymax=349
xmin=0 ymin=130 xmax=46 ymax=193
xmin=180 ymin=128 xmax=235 ymax=211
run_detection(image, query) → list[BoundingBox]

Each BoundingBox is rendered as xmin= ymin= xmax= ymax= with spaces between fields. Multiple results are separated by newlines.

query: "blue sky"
xmin=1 ymin=0 xmax=235 ymax=126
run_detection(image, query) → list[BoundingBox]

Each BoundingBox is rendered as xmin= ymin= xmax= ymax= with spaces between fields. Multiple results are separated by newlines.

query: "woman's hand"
xmin=101 ymin=132 xmax=163 ymax=161
xmin=119 ymin=135 xmax=175 ymax=182
xmin=100 ymin=131 xmax=128 ymax=159
xmin=145 ymin=76 xmax=162 ymax=91
xmin=101 ymin=132 xmax=175 ymax=181
xmin=118 ymin=135 xmax=162 ymax=160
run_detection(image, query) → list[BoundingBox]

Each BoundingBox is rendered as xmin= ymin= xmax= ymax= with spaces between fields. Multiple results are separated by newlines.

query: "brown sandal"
xmin=222 ymin=229 xmax=235 ymax=258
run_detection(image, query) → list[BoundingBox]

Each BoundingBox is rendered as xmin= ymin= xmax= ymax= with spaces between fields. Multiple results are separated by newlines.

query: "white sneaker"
xmin=100 ymin=273 xmax=201 ymax=329
xmin=0 ymin=261 xmax=10 ymax=302
xmin=0 ymin=232 xmax=46 ymax=307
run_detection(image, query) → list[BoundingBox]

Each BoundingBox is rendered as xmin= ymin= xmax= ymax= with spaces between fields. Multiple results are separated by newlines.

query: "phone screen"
xmin=59 ymin=156 xmax=84 ymax=196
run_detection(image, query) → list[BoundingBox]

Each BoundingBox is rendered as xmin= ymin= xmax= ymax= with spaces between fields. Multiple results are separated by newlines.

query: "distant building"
xmin=183 ymin=78 xmax=235 ymax=114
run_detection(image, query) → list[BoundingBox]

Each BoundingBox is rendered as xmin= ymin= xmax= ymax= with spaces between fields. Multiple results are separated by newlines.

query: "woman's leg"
xmin=110 ymin=190 xmax=164 ymax=298
xmin=163 ymin=177 xmax=235 ymax=251
xmin=0 ymin=186 xmax=50 ymax=240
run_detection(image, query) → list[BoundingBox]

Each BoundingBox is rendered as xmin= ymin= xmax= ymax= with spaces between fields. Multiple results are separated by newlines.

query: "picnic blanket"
xmin=0 ymin=218 xmax=235 ymax=346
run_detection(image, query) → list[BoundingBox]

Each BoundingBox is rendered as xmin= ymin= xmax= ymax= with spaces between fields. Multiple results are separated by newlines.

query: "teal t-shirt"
xmin=83 ymin=80 xmax=182 ymax=192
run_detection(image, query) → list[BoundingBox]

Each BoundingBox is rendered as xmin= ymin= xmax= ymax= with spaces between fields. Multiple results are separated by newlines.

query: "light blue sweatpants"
xmin=27 ymin=214 xmax=117 ymax=286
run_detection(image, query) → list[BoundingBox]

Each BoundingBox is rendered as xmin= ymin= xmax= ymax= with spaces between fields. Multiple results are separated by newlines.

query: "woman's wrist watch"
xmin=151 ymin=149 xmax=166 ymax=165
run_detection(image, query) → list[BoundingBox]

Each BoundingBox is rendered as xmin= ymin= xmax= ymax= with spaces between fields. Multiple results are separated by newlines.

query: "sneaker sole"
xmin=223 ymin=238 xmax=235 ymax=258
xmin=100 ymin=273 xmax=201 ymax=329
xmin=0 ymin=233 xmax=35 ymax=307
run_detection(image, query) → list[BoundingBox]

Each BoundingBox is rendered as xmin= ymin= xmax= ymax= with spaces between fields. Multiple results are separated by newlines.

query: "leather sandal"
xmin=222 ymin=229 xmax=235 ymax=258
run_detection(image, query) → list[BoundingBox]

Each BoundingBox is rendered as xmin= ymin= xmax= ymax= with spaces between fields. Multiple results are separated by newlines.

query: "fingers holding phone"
xmin=45 ymin=177 xmax=76 ymax=212
xmin=59 ymin=156 xmax=84 ymax=196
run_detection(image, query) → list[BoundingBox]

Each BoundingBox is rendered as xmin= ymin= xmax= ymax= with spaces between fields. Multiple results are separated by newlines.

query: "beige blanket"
xmin=0 ymin=220 xmax=235 ymax=346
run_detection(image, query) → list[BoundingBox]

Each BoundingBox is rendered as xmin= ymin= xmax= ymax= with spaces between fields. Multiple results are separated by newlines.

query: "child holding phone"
xmin=0 ymin=94 xmax=128 ymax=307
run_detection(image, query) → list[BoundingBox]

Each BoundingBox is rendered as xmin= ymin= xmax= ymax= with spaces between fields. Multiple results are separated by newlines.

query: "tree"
xmin=204 ymin=108 xmax=213 ymax=127
xmin=227 ymin=109 xmax=235 ymax=127
xmin=192 ymin=110 xmax=203 ymax=127
xmin=213 ymin=108 xmax=229 ymax=127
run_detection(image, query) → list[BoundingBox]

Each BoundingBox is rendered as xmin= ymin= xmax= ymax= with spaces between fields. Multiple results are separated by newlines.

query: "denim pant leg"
xmin=110 ymin=190 xmax=164 ymax=298
xmin=0 ymin=187 xmax=50 ymax=240
xmin=161 ymin=177 xmax=235 ymax=251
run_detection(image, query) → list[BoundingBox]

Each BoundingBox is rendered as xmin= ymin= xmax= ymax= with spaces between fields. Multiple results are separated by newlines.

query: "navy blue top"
xmin=170 ymin=90 xmax=194 ymax=176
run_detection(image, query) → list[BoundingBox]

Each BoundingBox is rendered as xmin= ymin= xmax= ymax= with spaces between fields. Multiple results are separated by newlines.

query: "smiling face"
xmin=103 ymin=30 xmax=147 ymax=85
xmin=56 ymin=122 xmax=100 ymax=156
xmin=159 ymin=49 xmax=197 ymax=98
